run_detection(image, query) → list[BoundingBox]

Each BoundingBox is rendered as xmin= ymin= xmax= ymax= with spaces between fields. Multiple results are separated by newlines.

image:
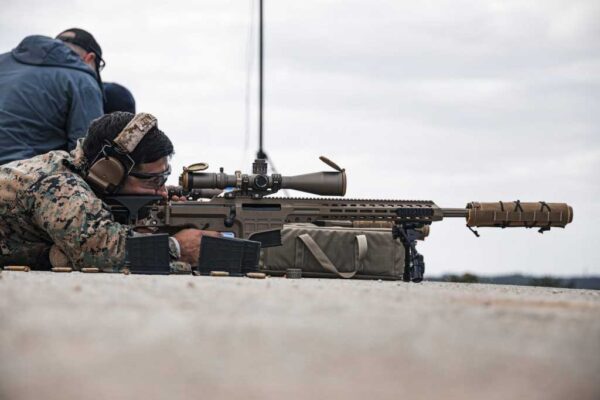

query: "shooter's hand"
xmin=167 ymin=185 xmax=187 ymax=202
xmin=173 ymin=229 xmax=221 ymax=265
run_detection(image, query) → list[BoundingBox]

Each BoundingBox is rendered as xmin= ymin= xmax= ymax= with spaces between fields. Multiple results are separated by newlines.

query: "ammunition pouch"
xmin=196 ymin=236 xmax=261 ymax=276
xmin=124 ymin=234 xmax=262 ymax=276
xmin=125 ymin=234 xmax=171 ymax=274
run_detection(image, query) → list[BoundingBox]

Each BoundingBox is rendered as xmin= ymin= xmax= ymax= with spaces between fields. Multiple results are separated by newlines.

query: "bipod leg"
xmin=402 ymin=241 xmax=411 ymax=282
xmin=409 ymin=242 xmax=425 ymax=283
xmin=393 ymin=224 xmax=425 ymax=283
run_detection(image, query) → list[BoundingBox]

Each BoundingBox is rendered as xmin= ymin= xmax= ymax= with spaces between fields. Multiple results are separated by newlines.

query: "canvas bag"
xmin=261 ymin=224 xmax=405 ymax=280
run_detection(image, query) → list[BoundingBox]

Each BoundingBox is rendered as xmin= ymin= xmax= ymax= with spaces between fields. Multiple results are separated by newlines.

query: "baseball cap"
xmin=56 ymin=28 xmax=105 ymax=71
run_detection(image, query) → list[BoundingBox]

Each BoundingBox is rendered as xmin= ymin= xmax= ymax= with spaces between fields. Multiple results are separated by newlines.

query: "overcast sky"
xmin=1 ymin=0 xmax=598 ymax=276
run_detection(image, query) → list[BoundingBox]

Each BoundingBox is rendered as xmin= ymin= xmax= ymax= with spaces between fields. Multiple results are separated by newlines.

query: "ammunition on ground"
xmin=81 ymin=268 xmax=100 ymax=273
xmin=121 ymin=268 xmax=130 ymax=275
xmin=246 ymin=272 xmax=266 ymax=279
xmin=51 ymin=267 xmax=72 ymax=273
xmin=4 ymin=266 xmax=30 ymax=272
xmin=210 ymin=271 xmax=230 ymax=277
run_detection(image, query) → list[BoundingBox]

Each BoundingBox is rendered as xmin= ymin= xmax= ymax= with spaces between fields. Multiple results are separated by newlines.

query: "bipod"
xmin=392 ymin=223 xmax=426 ymax=283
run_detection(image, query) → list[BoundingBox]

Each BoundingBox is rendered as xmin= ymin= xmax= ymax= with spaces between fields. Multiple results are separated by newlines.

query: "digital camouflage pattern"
xmin=113 ymin=112 xmax=157 ymax=153
xmin=0 ymin=141 xmax=129 ymax=271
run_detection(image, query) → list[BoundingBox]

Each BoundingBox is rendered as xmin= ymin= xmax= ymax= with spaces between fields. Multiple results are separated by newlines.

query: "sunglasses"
xmin=96 ymin=57 xmax=106 ymax=72
xmin=129 ymin=165 xmax=171 ymax=189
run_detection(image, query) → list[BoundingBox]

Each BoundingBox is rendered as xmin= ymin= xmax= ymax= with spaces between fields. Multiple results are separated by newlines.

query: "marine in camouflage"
xmin=0 ymin=141 xmax=129 ymax=271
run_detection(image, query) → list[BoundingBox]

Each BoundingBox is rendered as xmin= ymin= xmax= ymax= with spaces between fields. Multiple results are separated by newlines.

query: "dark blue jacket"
xmin=0 ymin=35 xmax=103 ymax=165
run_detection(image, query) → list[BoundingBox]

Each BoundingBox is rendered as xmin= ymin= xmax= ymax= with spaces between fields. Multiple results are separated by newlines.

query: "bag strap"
xmin=298 ymin=233 xmax=367 ymax=279
xmin=355 ymin=234 xmax=368 ymax=268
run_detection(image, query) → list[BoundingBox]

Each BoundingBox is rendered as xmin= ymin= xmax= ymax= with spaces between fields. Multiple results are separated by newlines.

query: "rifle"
xmin=107 ymin=157 xmax=573 ymax=282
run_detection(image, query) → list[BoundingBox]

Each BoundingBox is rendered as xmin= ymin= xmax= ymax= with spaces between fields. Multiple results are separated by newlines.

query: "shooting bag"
xmin=260 ymin=224 xmax=405 ymax=280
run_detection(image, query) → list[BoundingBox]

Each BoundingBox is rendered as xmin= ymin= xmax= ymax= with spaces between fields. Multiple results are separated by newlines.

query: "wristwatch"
xmin=168 ymin=236 xmax=181 ymax=260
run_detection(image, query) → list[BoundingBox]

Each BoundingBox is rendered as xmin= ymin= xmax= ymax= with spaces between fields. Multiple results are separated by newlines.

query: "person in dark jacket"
xmin=104 ymin=82 xmax=136 ymax=114
xmin=0 ymin=28 xmax=104 ymax=165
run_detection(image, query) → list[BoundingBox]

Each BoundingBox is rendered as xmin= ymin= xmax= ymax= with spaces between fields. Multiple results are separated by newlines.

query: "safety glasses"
xmin=96 ymin=57 xmax=106 ymax=72
xmin=129 ymin=165 xmax=171 ymax=189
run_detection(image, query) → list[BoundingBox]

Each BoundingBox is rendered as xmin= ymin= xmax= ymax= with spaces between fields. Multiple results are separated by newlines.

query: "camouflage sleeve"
xmin=26 ymin=173 xmax=129 ymax=271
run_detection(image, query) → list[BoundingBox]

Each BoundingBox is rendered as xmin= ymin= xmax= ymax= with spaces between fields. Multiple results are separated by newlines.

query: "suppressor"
xmin=465 ymin=201 xmax=573 ymax=228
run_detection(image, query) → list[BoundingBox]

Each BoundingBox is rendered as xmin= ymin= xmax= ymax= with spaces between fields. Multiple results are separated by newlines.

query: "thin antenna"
xmin=253 ymin=0 xmax=287 ymax=195
xmin=257 ymin=0 xmax=266 ymax=160
xmin=243 ymin=0 xmax=256 ymax=166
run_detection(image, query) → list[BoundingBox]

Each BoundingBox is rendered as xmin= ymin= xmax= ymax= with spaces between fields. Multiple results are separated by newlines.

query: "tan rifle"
xmin=107 ymin=157 xmax=573 ymax=282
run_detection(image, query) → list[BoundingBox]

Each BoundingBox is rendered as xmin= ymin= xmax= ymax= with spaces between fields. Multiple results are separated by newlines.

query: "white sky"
xmin=1 ymin=0 xmax=599 ymax=276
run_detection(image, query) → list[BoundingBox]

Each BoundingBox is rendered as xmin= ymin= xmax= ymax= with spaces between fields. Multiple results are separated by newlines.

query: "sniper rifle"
xmin=107 ymin=157 xmax=573 ymax=282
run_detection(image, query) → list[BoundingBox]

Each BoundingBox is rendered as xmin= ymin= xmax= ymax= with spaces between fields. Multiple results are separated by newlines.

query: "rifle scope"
xmin=179 ymin=157 xmax=347 ymax=198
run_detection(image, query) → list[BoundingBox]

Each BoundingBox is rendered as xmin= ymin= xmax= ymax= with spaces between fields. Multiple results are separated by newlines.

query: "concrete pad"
xmin=0 ymin=271 xmax=599 ymax=400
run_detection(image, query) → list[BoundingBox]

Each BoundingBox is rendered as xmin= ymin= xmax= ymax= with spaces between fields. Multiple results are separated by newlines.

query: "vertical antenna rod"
xmin=257 ymin=0 xmax=266 ymax=160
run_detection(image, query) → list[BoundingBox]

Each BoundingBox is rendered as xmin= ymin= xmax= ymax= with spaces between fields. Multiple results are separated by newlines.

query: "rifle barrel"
xmin=441 ymin=208 xmax=469 ymax=218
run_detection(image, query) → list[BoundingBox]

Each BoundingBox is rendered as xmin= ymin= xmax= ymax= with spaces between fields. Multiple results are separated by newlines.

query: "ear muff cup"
xmin=84 ymin=113 xmax=157 ymax=194
xmin=87 ymin=157 xmax=127 ymax=193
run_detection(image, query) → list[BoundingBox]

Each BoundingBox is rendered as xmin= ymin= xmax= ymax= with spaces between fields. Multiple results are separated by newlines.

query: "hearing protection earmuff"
xmin=86 ymin=113 xmax=157 ymax=194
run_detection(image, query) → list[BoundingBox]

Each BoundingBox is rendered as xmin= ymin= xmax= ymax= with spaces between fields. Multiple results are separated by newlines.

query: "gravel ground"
xmin=0 ymin=270 xmax=599 ymax=400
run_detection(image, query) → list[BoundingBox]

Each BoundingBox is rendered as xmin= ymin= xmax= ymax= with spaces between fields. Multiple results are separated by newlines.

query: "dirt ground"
xmin=0 ymin=270 xmax=598 ymax=400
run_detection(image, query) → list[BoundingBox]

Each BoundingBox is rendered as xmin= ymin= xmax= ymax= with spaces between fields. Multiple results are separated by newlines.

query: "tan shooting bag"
xmin=260 ymin=224 xmax=405 ymax=280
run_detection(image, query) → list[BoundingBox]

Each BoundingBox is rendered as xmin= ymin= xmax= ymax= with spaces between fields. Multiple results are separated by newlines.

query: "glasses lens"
xmin=140 ymin=175 xmax=167 ymax=190
xmin=130 ymin=166 xmax=171 ymax=189
xmin=153 ymin=175 xmax=168 ymax=188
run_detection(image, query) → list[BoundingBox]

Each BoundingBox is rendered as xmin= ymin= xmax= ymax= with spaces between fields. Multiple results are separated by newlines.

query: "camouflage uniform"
xmin=0 ymin=141 xmax=128 ymax=271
